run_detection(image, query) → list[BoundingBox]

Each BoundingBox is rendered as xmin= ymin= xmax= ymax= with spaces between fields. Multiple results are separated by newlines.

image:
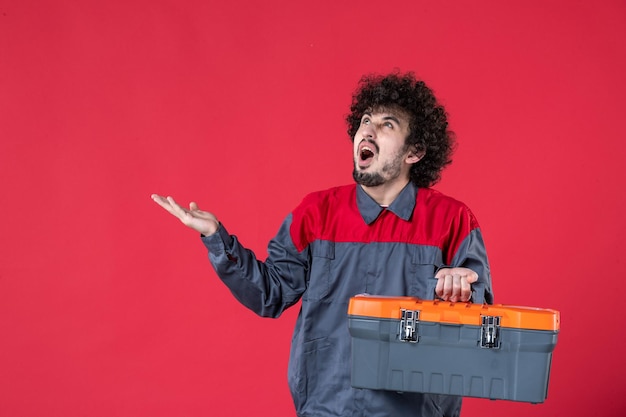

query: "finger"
xmin=450 ymin=274 xmax=462 ymax=302
xmin=166 ymin=196 xmax=191 ymax=220
xmin=166 ymin=196 xmax=184 ymax=213
xmin=151 ymin=194 xmax=169 ymax=206
xmin=452 ymin=268 xmax=477 ymax=283
xmin=442 ymin=274 xmax=453 ymax=301
xmin=152 ymin=194 xmax=178 ymax=214
xmin=460 ymin=276 xmax=472 ymax=302
xmin=437 ymin=267 xmax=479 ymax=282
xmin=188 ymin=202 xmax=216 ymax=221
xmin=435 ymin=276 xmax=444 ymax=298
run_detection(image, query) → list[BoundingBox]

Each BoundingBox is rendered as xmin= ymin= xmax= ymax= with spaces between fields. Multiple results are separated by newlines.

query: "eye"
xmin=361 ymin=116 xmax=370 ymax=125
xmin=384 ymin=121 xmax=394 ymax=129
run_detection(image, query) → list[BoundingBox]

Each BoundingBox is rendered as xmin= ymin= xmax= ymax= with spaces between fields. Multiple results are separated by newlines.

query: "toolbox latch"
xmin=480 ymin=315 xmax=501 ymax=349
xmin=399 ymin=309 xmax=420 ymax=343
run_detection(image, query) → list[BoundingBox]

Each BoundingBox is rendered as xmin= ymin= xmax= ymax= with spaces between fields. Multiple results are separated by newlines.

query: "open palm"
xmin=151 ymin=194 xmax=219 ymax=236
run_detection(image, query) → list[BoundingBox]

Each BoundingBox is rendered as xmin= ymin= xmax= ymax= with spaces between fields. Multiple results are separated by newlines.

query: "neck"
xmin=361 ymin=177 xmax=410 ymax=206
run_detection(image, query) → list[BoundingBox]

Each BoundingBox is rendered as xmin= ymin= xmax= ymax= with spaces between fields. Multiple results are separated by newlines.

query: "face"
xmin=352 ymin=108 xmax=418 ymax=188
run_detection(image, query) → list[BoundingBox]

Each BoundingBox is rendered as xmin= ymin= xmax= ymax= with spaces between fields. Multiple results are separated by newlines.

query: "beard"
xmin=352 ymin=169 xmax=385 ymax=187
xmin=352 ymin=151 xmax=404 ymax=187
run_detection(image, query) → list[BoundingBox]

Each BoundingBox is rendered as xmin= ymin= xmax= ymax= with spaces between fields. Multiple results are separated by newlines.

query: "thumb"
xmin=466 ymin=270 xmax=479 ymax=283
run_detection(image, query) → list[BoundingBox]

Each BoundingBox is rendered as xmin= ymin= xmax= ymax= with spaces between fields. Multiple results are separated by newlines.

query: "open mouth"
xmin=360 ymin=147 xmax=374 ymax=161
xmin=357 ymin=141 xmax=377 ymax=167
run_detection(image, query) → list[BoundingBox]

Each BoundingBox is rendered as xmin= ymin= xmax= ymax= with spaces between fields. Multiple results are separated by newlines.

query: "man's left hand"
xmin=434 ymin=267 xmax=478 ymax=302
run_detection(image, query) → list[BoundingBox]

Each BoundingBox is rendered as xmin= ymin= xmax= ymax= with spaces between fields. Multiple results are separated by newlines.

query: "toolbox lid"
xmin=348 ymin=295 xmax=560 ymax=331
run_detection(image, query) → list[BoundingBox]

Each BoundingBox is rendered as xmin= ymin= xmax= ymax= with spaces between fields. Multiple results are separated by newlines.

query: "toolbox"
xmin=347 ymin=295 xmax=560 ymax=403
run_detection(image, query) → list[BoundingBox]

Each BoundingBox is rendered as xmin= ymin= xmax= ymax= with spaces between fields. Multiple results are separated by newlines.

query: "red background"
xmin=1 ymin=1 xmax=625 ymax=415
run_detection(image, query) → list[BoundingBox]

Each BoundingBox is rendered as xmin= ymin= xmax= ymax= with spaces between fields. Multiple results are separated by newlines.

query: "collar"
xmin=356 ymin=182 xmax=417 ymax=224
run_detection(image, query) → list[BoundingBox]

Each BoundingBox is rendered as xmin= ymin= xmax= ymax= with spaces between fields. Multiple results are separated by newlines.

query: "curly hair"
xmin=346 ymin=72 xmax=455 ymax=188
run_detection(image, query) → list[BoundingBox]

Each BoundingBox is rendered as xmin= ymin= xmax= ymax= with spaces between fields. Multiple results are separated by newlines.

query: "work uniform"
xmin=202 ymin=182 xmax=493 ymax=417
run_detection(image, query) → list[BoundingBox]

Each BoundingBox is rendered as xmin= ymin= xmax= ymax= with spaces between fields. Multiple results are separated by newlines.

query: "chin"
xmin=353 ymin=170 xmax=385 ymax=187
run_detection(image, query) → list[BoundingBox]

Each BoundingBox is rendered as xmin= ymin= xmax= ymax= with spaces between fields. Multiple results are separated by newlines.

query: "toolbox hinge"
xmin=399 ymin=309 xmax=420 ymax=343
xmin=480 ymin=315 xmax=501 ymax=349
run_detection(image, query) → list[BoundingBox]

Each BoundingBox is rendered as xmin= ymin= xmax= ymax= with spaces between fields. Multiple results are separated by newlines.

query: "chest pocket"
xmin=410 ymin=246 xmax=441 ymax=300
xmin=304 ymin=240 xmax=334 ymax=301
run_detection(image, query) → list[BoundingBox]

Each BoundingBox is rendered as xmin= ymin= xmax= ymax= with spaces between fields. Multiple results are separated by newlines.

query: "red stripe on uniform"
xmin=290 ymin=185 xmax=479 ymax=265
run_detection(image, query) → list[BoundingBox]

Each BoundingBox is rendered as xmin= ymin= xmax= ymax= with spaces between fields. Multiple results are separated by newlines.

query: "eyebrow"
xmin=382 ymin=115 xmax=401 ymax=125
xmin=363 ymin=111 xmax=402 ymax=126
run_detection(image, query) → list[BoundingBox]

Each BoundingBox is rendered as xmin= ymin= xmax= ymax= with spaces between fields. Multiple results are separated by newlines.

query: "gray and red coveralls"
xmin=202 ymin=182 xmax=493 ymax=417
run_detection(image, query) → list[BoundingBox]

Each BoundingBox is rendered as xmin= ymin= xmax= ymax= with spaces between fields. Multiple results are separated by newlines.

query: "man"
xmin=152 ymin=72 xmax=493 ymax=417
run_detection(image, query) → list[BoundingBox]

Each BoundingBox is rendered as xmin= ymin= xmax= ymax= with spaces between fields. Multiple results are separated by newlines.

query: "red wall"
xmin=1 ymin=1 xmax=625 ymax=415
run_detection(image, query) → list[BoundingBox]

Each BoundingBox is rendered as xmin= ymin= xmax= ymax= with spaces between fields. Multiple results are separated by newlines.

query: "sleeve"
xmin=448 ymin=227 xmax=494 ymax=304
xmin=201 ymin=213 xmax=309 ymax=318
xmin=439 ymin=202 xmax=494 ymax=305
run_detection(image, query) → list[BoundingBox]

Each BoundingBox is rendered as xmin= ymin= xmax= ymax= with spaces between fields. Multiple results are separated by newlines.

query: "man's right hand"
xmin=151 ymin=194 xmax=219 ymax=236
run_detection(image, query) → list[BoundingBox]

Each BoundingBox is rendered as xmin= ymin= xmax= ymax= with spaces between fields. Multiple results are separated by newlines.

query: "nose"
xmin=360 ymin=122 xmax=376 ymax=140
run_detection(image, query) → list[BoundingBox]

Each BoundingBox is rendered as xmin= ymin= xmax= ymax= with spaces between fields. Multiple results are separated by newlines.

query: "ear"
xmin=405 ymin=146 xmax=426 ymax=164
